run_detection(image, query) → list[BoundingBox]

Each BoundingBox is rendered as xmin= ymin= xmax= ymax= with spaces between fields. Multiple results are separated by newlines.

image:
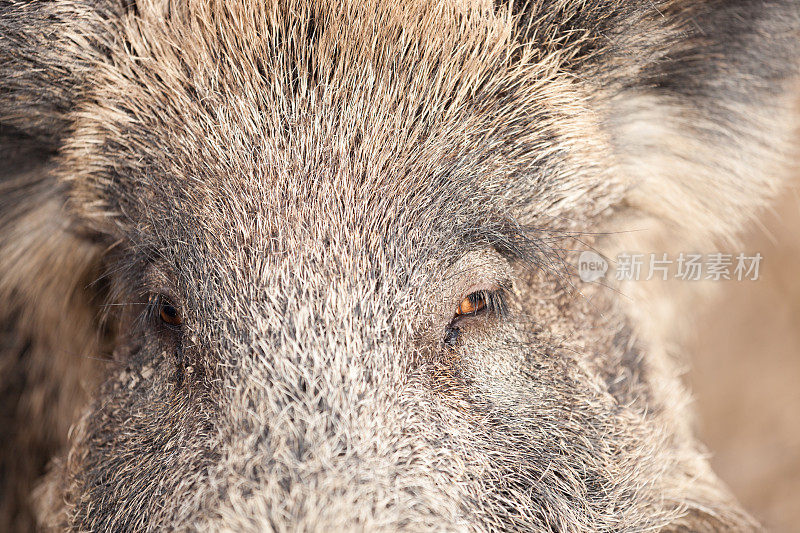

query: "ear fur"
xmin=0 ymin=0 xmax=116 ymax=147
xmin=508 ymin=0 xmax=800 ymax=244
xmin=0 ymin=116 xmax=104 ymax=533
xmin=609 ymin=1 xmax=799 ymax=245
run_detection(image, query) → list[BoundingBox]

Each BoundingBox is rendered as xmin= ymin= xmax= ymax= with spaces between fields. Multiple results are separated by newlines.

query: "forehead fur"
xmin=60 ymin=0 xmax=618 ymax=258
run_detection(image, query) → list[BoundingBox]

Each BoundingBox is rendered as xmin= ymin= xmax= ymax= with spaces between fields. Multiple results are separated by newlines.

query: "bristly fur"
xmin=1 ymin=0 xmax=798 ymax=531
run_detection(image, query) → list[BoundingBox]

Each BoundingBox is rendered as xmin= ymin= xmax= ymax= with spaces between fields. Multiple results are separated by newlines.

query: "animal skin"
xmin=0 ymin=0 xmax=798 ymax=531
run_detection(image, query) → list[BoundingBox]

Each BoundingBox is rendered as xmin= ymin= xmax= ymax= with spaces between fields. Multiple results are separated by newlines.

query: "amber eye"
xmin=455 ymin=292 xmax=487 ymax=317
xmin=159 ymin=300 xmax=182 ymax=326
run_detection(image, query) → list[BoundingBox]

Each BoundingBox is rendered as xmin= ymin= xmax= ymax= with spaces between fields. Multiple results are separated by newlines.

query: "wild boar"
xmin=1 ymin=0 xmax=798 ymax=530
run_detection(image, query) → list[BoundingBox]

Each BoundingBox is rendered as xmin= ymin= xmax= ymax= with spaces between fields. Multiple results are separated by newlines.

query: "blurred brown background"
xmin=689 ymin=185 xmax=800 ymax=532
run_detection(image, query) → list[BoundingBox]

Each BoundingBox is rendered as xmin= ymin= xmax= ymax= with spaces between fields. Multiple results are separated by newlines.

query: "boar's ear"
xmin=1 ymin=4 xmax=113 ymax=523
xmin=510 ymin=0 xmax=800 ymax=245
xmin=0 ymin=156 xmax=107 ymax=530
xmin=0 ymin=0 xmax=113 ymax=316
xmin=0 ymin=1 xmax=116 ymax=148
xmin=599 ymin=0 xmax=800 ymax=244
xmin=605 ymin=0 xmax=799 ymax=244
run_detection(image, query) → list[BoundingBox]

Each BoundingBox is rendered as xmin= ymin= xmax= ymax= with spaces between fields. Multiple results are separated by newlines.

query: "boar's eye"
xmin=156 ymin=297 xmax=182 ymax=327
xmin=444 ymin=289 xmax=507 ymax=346
xmin=454 ymin=290 xmax=505 ymax=319
xmin=455 ymin=292 xmax=487 ymax=316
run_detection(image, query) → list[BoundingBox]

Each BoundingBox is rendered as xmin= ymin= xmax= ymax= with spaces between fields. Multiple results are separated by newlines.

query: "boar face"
xmin=1 ymin=0 xmax=798 ymax=531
